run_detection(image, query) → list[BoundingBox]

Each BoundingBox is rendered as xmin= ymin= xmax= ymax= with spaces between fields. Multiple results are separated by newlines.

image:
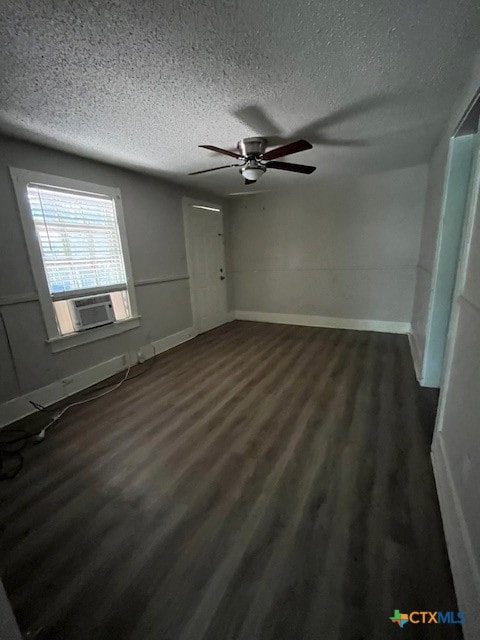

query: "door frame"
xmin=182 ymin=196 xmax=227 ymax=336
xmin=434 ymin=130 xmax=480 ymax=436
xmin=420 ymin=135 xmax=476 ymax=387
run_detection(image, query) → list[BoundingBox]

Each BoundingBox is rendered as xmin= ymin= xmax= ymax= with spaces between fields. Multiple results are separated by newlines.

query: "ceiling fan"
xmin=188 ymin=137 xmax=316 ymax=184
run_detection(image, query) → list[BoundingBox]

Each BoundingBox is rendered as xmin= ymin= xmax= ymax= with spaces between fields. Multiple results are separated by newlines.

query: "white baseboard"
xmin=0 ymin=327 xmax=194 ymax=429
xmin=408 ymin=332 xmax=424 ymax=384
xmin=234 ymin=310 xmax=411 ymax=334
xmin=431 ymin=434 xmax=480 ymax=640
xmin=152 ymin=327 xmax=194 ymax=355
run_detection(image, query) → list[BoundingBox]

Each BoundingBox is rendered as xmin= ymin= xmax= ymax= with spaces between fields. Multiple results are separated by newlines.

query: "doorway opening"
xmin=421 ymin=90 xmax=480 ymax=387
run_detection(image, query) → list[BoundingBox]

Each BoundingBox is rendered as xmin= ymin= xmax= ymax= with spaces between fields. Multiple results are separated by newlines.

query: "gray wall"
xmin=225 ymin=165 xmax=428 ymax=322
xmin=0 ymin=135 xmax=217 ymax=407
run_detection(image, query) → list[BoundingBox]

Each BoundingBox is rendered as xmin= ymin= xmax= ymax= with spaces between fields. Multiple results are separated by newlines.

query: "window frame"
xmin=10 ymin=167 xmax=139 ymax=351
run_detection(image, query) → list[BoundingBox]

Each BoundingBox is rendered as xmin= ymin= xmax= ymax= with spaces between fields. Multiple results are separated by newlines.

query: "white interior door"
xmin=184 ymin=201 xmax=228 ymax=334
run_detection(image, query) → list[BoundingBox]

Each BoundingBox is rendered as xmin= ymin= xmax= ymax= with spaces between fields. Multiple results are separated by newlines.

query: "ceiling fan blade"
xmin=198 ymin=145 xmax=242 ymax=159
xmin=265 ymin=161 xmax=316 ymax=174
xmin=189 ymin=164 xmax=240 ymax=175
xmin=262 ymin=139 xmax=313 ymax=160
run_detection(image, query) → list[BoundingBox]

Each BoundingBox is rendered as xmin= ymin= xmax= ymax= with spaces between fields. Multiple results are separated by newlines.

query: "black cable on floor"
xmin=0 ymin=430 xmax=31 ymax=480
xmin=0 ymin=357 xmax=156 ymax=480
xmin=77 ymin=357 xmax=155 ymax=396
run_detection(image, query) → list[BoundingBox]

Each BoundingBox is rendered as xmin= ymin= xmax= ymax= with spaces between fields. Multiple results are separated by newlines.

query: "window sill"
xmin=46 ymin=315 xmax=141 ymax=353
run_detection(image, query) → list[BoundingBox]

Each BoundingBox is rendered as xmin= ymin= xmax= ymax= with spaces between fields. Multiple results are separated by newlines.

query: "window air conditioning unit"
xmin=68 ymin=294 xmax=115 ymax=331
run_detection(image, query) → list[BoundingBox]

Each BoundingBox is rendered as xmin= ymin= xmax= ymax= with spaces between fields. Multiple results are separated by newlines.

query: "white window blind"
xmin=26 ymin=185 xmax=127 ymax=295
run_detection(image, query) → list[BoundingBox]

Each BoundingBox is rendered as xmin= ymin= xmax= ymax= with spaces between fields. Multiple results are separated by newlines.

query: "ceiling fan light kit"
xmin=241 ymin=159 xmax=266 ymax=182
xmin=189 ymin=137 xmax=316 ymax=184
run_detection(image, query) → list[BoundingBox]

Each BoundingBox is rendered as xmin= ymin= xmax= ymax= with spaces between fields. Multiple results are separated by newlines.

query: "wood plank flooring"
xmin=0 ymin=321 xmax=461 ymax=640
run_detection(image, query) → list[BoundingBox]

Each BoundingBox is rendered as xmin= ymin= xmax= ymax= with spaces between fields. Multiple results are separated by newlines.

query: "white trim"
xmin=0 ymin=292 xmax=39 ymax=306
xmin=47 ymin=315 xmax=141 ymax=352
xmin=151 ymin=327 xmax=194 ymax=354
xmin=10 ymin=168 xmax=59 ymax=338
xmin=112 ymin=186 xmax=138 ymax=317
xmin=435 ymin=135 xmax=480 ymax=434
xmin=422 ymin=138 xmax=455 ymax=382
xmin=233 ymin=310 xmax=411 ymax=334
xmin=50 ymin=283 xmax=127 ymax=302
xmin=9 ymin=167 xmax=139 ymax=346
xmin=183 ymin=198 xmax=198 ymax=335
xmin=421 ymin=135 xmax=475 ymax=388
xmin=135 ymin=274 xmax=189 ymax=287
xmin=0 ymin=276 xmax=190 ymax=307
xmin=431 ymin=434 xmax=480 ymax=640
xmin=230 ymin=265 xmax=416 ymax=273
xmin=408 ymin=332 xmax=424 ymax=383
xmin=0 ymin=326 xmax=194 ymax=428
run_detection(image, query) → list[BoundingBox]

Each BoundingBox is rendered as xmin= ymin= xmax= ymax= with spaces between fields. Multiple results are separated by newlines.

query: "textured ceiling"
xmin=1 ymin=0 xmax=480 ymax=196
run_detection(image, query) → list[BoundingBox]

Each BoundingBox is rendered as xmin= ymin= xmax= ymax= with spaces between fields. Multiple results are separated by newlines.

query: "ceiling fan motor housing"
xmin=237 ymin=137 xmax=267 ymax=158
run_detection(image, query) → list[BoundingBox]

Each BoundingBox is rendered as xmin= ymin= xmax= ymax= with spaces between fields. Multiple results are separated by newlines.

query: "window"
xmin=10 ymin=169 xmax=139 ymax=350
xmin=27 ymin=186 xmax=127 ymax=294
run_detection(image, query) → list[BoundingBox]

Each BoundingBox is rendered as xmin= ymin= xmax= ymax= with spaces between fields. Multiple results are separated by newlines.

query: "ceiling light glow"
xmin=191 ymin=204 xmax=221 ymax=212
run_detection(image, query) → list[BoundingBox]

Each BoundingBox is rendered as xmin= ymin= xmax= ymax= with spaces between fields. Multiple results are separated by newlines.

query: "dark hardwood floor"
xmin=0 ymin=321 xmax=460 ymax=640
